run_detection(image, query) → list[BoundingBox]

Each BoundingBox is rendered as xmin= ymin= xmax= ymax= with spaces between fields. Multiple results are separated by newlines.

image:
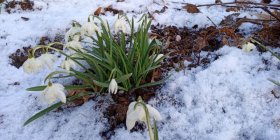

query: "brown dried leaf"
xmin=94 ymin=7 xmax=103 ymax=16
xmin=151 ymin=69 xmax=161 ymax=82
xmin=226 ymin=7 xmax=240 ymax=12
xmin=183 ymin=4 xmax=200 ymax=13
xmin=220 ymin=13 xmax=240 ymax=27
xmin=104 ymin=5 xmax=122 ymax=15
xmin=195 ymin=37 xmax=207 ymax=51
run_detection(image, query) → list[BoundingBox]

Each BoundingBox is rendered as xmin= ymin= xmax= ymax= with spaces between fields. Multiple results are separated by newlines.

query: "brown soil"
xmin=9 ymin=36 xmax=63 ymax=68
xmin=5 ymin=0 xmax=34 ymax=13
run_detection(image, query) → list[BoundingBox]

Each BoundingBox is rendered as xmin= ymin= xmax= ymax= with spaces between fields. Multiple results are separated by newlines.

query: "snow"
xmin=0 ymin=0 xmax=279 ymax=140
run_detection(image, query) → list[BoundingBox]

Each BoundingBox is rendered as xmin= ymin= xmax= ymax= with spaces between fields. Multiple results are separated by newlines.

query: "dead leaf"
xmin=104 ymin=5 xmax=123 ymax=15
xmin=262 ymin=0 xmax=271 ymax=4
xmin=195 ymin=36 xmax=207 ymax=51
xmin=183 ymin=3 xmax=200 ymax=13
xmin=220 ymin=13 xmax=240 ymax=27
xmin=94 ymin=7 xmax=103 ymax=16
xmin=226 ymin=7 xmax=240 ymax=12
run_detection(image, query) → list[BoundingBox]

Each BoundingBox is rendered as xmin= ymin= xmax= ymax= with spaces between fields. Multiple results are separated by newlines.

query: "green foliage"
xmin=24 ymin=92 xmax=93 ymax=126
xmin=58 ymin=15 xmax=164 ymax=93
xmin=24 ymin=15 xmax=166 ymax=126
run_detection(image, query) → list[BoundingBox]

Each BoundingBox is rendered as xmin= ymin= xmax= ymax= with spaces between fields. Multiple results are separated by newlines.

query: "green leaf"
xmin=26 ymin=86 xmax=47 ymax=91
xmin=268 ymin=79 xmax=280 ymax=87
xmin=115 ymin=73 xmax=132 ymax=83
xmin=24 ymin=102 xmax=63 ymax=126
xmin=92 ymin=79 xmax=109 ymax=88
xmin=136 ymin=76 xmax=169 ymax=89
xmin=26 ymin=85 xmax=92 ymax=91
xmin=24 ymin=92 xmax=95 ymax=126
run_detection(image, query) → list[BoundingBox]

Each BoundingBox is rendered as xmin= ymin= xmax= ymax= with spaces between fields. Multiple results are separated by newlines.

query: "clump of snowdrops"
xmin=23 ymin=15 xmax=164 ymax=139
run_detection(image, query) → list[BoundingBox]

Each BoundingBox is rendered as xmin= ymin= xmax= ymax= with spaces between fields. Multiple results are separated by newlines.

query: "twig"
xmin=206 ymin=16 xmax=217 ymax=27
xmin=196 ymin=2 xmax=280 ymax=7
xmin=262 ymin=8 xmax=280 ymax=22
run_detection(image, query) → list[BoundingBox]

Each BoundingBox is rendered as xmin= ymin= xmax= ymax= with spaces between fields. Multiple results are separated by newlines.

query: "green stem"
xmin=135 ymin=97 xmax=155 ymax=140
xmin=251 ymin=38 xmax=280 ymax=60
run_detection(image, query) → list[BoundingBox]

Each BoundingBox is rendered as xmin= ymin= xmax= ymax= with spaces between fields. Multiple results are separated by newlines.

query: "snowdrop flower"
xmin=65 ymin=40 xmax=84 ymax=52
xmin=114 ymin=18 xmax=127 ymax=33
xmin=23 ymin=57 xmax=44 ymax=74
xmin=81 ymin=21 xmax=100 ymax=36
xmin=242 ymin=42 xmax=256 ymax=52
xmin=150 ymin=54 xmax=164 ymax=62
xmin=61 ymin=59 xmax=76 ymax=71
xmin=42 ymin=83 xmax=66 ymax=104
xmin=109 ymin=79 xmax=118 ymax=94
xmin=65 ymin=26 xmax=81 ymax=42
xmin=126 ymin=101 xmax=162 ymax=130
xmin=38 ymin=53 xmax=57 ymax=69
xmin=154 ymin=54 xmax=164 ymax=62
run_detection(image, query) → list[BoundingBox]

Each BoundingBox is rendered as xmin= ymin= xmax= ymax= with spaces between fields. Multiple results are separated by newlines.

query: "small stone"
xmin=176 ymin=35 xmax=181 ymax=42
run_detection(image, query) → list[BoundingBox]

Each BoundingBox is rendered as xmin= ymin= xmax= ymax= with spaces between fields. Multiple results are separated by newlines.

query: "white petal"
xmin=147 ymin=105 xmax=162 ymax=121
xmin=65 ymin=26 xmax=81 ymax=42
xmin=126 ymin=106 xmax=145 ymax=130
xmin=127 ymin=102 xmax=137 ymax=116
xmin=109 ymin=79 xmax=118 ymax=94
xmin=57 ymin=91 xmax=66 ymax=103
xmin=126 ymin=111 xmax=138 ymax=130
xmin=23 ymin=58 xmax=44 ymax=74
xmin=154 ymin=54 xmax=164 ymax=62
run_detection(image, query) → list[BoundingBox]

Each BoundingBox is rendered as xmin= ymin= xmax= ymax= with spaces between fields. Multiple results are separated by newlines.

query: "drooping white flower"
xmin=42 ymin=83 xmax=66 ymax=104
xmin=22 ymin=57 xmax=44 ymax=74
xmin=154 ymin=54 xmax=164 ymax=62
xmin=150 ymin=54 xmax=164 ymax=62
xmin=61 ymin=59 xmax=76 ymax=71
xmin=65 ymin=40 xmax=84 ymax=52
xmin=38 ymin=54 xmax=57 ymax=69
xmin=242 ymin=42 xmax=256 ymax=52
xmin=114 ymin=18 xmax=127 ymax=33
xmin=126 ymin=101 xmax=162 ymax=131
xmin=109 ymin=79 xmax=118 ymax=94
xmin=65 ymin=26 xmax=81 ymax=42
xmin=81 ymin=21 xmax=100 ymax=36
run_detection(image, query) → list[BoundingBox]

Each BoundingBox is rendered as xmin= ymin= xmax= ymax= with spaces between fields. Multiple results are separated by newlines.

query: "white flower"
xmin=65 ymin=26 xmax=81 ymax=42
xmin=42 ymin=83 xmax=66 ymax=104
xmin=109 ymin=79 xmax=118 ymax=94
xmin=150 ymin=54 xmax=164 ymax=62
xmin=65 ymin=40 xmax=84 ymax=52
xmin=38 ymin=54 xmax=57 ymax=69
xmin=22 ymin=57 xmax=44 ymax=74
xmin=81 ymin=21 xmax=100 ymax=36
xmin=114 ymin=18 xmax=127 ymax=33
xmin=61 ymin=59 xmax=76 ymax=71
xmin=242 ymin=42 xmax=256 ymax=52
xmin=126 ymin=101 xmax=162 ymax=130
xmin=154 ymin=54 xmax=164 ymax=62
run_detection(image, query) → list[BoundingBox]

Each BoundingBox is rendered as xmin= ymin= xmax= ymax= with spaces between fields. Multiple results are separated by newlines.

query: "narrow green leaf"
xmin=268 ymin=79 xmax=280 ymax=87
xmin=26 ymin=86 xmax=47 ymax=91
xmin=26 ymin=85 xmax=92 ymax=91
xmin=92 ymin=79 xmax=109 ymax=88
xmin=24 ymin=102 xmax=63 ymax=126
xmin=116 ymin=73 xmax=132 ymax=83
xmin=137 ymin=76 xmax=169 ymax=89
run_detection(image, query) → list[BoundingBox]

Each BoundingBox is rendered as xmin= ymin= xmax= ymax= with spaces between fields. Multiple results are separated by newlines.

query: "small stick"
xmin=206 ymin=16 xmax=217 ymax=27
xmin=262 ymin=8 xmax=280 ymax=22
